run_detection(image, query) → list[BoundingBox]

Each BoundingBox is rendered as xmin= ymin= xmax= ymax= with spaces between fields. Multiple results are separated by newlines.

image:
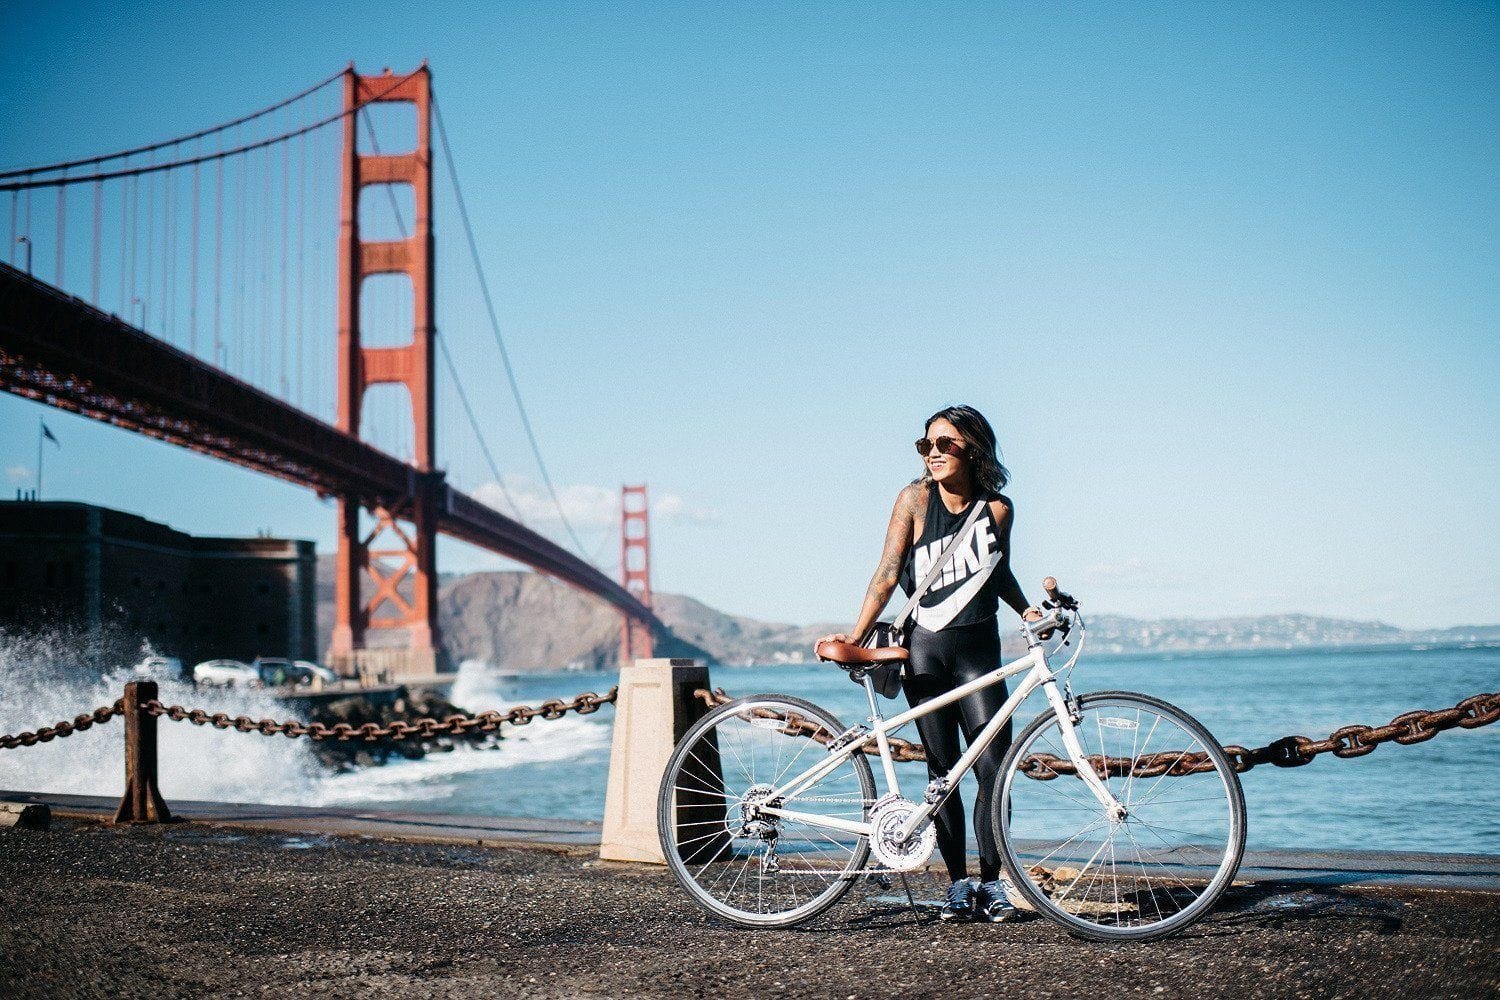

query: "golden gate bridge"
xmin=0 ymin=63 xmax=659 ymax=671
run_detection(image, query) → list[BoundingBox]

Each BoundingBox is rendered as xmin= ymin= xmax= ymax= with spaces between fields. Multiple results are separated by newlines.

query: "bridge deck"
xmin=0 ymin=261 xmax=657 ymax=626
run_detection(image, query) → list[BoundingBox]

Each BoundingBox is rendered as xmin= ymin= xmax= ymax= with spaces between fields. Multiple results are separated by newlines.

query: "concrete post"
xmin=600 ymin=658 xmax=718 ymax=863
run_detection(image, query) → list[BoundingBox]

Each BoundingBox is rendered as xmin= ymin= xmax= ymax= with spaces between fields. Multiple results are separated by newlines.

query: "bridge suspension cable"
xmin=5 ymin=63 xmax=618 ymax=559
xmin=353 ymin=108 xmax=521 ymax=520
xmin=0 ymin=69 xmax=344 ymax=181
xmin=0 ymin=71 xmax=418 ymax=193
xmin=432 ymin=94 xmax=595 ymax=561
xmin=3 ymin=66 xmax=359 ymax=420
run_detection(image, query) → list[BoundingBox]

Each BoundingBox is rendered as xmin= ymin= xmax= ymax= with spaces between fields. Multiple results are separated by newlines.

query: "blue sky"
xmin=2 ymin=2 xmax=1496 ymax=629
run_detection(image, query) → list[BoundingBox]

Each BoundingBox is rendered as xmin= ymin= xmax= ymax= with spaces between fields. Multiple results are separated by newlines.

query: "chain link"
xmin=138 ymin=687 xmax=618 ymax=742
xmin=693 ymin=688 xmax=1499 ymax=778
xmin=0 ymin=700 xmax=126 ymax=750
xmin=2 ymin=688 xmax=619 ymax=751
xmin=7 ymin=686 xmax=1493 ymax=779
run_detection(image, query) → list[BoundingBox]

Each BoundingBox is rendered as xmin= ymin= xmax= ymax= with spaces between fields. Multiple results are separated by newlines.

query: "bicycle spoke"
xmin=661 ymin=697 xmax=874 ymax=927
xmin=1125 ymin=713 xmax=1162 ymax=810
xmin=772 ymin=723 xmax=820 ymax=787
xmin=1000 ymin=694 xmax=1243 ymax=940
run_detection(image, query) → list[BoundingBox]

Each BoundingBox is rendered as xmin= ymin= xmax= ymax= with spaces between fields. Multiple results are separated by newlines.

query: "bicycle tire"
xmin=992 ymin=690 xmax=1246 ymax=941
xmin=657 ymin=693 xmax=875 ymax=928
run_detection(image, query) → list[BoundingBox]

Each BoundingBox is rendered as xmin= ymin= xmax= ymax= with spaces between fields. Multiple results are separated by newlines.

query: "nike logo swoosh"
xmin=915 ymin=553 xmax=1002 ymax=631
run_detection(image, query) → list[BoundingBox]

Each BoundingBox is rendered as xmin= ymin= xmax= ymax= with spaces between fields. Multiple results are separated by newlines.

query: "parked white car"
xmin=132 ymin=655 xmax=184 ymax=681
xmin=192 ymin=658 xmax=260 ymax=688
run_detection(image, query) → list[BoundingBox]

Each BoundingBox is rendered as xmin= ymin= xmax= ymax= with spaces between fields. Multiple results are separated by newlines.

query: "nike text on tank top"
xmin=899 ymin=483 xmax=1005 ymax=631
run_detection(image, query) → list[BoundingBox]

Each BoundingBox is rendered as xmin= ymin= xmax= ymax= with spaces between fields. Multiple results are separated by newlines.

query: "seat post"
xmin=862 ymin=674 xmax=902 ymax=797
xmin=861 ymin=673 xmax=885 ymax=725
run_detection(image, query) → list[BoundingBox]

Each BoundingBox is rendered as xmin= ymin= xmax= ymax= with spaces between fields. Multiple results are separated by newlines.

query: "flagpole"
xmin=36 ymin=418 xmax=44 ymax=500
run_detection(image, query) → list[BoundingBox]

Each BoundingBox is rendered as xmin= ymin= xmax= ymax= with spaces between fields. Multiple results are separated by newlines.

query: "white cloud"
xmin=470 ymin=476 xmax=719 ymax=529
xmin=5 ymin=465 xmax=30 ymax=484
xmin=651 ymin=492 xmax=721 ymax=525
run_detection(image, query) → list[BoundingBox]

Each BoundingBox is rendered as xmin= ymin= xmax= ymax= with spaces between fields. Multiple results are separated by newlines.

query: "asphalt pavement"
xmin=1 ymin=819 xmax=1495 ymax=999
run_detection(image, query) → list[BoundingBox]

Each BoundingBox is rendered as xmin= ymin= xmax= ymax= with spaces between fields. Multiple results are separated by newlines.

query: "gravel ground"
xmin=1 ymin=820 xmax=1495 ymax=1000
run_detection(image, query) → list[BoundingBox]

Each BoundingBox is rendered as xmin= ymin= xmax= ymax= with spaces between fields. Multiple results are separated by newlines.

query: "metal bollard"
xmin=111 ymin=681 xmax=174 ymax=824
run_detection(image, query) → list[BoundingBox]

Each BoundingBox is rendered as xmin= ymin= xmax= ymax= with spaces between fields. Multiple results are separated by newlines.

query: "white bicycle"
xmin=657 ymin=579 xmax=1246 ymax=940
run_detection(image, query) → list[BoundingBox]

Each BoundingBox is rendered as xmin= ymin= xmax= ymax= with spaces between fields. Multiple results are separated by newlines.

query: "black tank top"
xmin=899 ymin=483 xmax=1004 ymax=631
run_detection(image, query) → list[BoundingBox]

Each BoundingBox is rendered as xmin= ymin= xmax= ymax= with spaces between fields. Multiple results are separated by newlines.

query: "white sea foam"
xmin=0 ymin=639 xmax=609 ymax=810
xmin=0 ymin=632 xmax=327 ymax=804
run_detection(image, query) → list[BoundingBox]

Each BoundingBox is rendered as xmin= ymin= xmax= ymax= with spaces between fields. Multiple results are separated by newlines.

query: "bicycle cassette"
xmin=868 ymin=797 xmax=936 ymax=873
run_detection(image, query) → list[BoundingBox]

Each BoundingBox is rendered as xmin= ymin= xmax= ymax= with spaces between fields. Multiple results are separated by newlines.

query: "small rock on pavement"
xmin=0 ymin=802 xmax=50 ymax=830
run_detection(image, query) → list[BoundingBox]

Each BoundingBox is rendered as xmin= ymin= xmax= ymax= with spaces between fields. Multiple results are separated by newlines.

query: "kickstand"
xmin=897 ymin=873 xmax=923 ymax=923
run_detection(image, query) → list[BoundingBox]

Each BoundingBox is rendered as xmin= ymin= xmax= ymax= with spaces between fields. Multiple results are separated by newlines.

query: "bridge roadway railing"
xmin=0 ymin=261 xmax=659 ymax=627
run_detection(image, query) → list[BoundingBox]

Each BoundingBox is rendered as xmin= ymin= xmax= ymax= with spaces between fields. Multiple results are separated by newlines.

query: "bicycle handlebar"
xmin=1021 ymin=577 xmax=1082 ymax=642
xmin=1042 ymin=576 xmax=1078 ymax=611
xmin=1023 ymin=608 xmax=1069 ymax=634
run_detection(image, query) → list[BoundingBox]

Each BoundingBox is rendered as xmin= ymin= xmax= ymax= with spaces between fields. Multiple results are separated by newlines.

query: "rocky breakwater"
xmin=291 ymin=687 xmax=494 ymax=770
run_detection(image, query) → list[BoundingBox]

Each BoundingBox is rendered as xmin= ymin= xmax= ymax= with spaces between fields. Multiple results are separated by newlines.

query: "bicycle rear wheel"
xmin=657 ymin=694 xmax=875 ymax=928
xmin=993 ymin=691 xmax=1245 ymax=941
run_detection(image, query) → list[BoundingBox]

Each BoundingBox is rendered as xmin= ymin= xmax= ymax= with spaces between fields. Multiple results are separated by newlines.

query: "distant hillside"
xmin=1079 ymin=614 xmax=1500 ymax=655
xmin=314 ymin=561 xmax=1499 ymax=670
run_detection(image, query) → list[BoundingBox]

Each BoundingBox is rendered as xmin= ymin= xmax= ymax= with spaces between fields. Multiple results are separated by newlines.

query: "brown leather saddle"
xmin=814 ymin=639 xmax=907 ymax=698
xmin=813 ymin=639 xmax=908 ymax=666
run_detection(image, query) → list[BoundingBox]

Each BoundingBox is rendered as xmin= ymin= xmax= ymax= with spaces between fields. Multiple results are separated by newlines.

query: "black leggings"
xmin=904 ymin=618 xmax=1010 ymax=883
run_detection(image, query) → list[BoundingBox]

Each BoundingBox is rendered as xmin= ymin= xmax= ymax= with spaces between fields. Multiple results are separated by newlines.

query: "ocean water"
xmin=2 ymin=639 xmax=1495 ymax=856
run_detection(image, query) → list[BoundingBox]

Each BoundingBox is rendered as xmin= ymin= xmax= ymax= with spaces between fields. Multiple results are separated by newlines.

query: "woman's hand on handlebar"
xmin=1021 ymin=605 xmax=1057 ymax=640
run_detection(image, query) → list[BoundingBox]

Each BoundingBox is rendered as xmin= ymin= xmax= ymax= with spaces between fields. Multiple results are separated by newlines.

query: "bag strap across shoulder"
xmin=875 ymin=493 xmax=988 ymax=641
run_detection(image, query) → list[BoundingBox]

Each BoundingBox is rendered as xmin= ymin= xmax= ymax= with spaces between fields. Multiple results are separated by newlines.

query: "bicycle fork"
xmin=1039 ymin=679 xmax=1128 ymax=822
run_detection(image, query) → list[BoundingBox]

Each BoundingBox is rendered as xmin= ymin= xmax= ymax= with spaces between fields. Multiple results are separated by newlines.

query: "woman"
xmin=818 ymin=404 xmax=1042 ymax=923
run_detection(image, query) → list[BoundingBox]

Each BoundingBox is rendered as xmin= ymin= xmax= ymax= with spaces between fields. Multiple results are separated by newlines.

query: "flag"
xmin=41 ymin=422 xmax=58 ymax=447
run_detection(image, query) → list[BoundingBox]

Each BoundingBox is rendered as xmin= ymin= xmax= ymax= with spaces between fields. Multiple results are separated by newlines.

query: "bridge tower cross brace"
xmin=329 ymin=65 xmax=441 ymax=671
xmin=620 ymin=484 xmax=654 ymax=663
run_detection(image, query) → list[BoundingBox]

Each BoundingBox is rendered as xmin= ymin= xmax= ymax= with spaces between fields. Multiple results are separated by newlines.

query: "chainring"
xmin=867 ymin=797 xmax=936 ymax=872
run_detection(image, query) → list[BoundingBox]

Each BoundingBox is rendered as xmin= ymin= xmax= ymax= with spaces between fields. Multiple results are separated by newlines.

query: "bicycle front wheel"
xmin=994 ymin=691 xmax=1246 ymax=941
xmin=656 ymin=694 xmax=875 ymax=928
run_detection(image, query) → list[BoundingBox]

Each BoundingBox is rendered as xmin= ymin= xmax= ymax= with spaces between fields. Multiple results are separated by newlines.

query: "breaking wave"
xmin=0 ymin=634 xmax=610 ymax=813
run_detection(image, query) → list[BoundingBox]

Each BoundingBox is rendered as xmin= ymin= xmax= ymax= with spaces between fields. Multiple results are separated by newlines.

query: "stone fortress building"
xmin=0 ymin=499 xmax=316 ymax=668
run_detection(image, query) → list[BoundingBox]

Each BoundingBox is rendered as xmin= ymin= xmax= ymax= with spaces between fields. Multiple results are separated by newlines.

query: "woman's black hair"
xmin=919 ymin=404 xmax=1010 ymax=494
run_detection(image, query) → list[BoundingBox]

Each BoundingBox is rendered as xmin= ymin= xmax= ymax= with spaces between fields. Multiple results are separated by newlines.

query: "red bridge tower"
xmin=329 ymin=64 xmax=441 ymax=676
xmin=620 ymin=484 xmax=654 ymax=663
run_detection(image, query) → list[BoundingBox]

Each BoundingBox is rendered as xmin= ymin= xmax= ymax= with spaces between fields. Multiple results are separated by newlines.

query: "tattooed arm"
xmin=817 ymin=483 xmax=925 ymax=647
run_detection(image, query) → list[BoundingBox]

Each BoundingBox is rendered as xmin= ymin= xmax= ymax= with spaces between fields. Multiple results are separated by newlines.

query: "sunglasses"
xmin=915 ymin=436 xmax=967 ymax=458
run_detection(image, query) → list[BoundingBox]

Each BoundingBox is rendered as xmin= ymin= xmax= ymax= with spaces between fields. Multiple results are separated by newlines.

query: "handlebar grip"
xmin=1042 ymin=576 xmax=1078 ymax=611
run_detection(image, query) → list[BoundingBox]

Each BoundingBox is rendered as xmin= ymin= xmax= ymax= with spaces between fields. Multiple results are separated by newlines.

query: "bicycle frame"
xmin=755 ymin=625 xmax=1125 ymax=846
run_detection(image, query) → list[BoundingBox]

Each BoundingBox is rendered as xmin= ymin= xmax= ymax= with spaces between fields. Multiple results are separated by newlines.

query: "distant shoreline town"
xmin=316 ymin=563 xmax=1500 ymax=671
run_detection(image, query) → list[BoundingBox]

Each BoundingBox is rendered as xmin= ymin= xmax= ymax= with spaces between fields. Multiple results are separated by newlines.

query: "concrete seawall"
xmin=5 ymin=790 xmax=1497 ymax=892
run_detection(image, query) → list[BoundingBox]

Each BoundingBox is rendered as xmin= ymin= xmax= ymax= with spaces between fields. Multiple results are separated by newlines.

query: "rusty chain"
xmin=3 ymin=689 xmax=619 ymax=751
xmin=6 ymin=686 xmax=1493 ymax=777
xmin=693 ymin=688 xmax=1499 ymax=778
xmin=138 ymin=687 xmax=619 ymax=742
xmin=693 ymin=688 xmax=932 ymax=762
xmin=0 ymin=700 xmax=126 ymax=750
